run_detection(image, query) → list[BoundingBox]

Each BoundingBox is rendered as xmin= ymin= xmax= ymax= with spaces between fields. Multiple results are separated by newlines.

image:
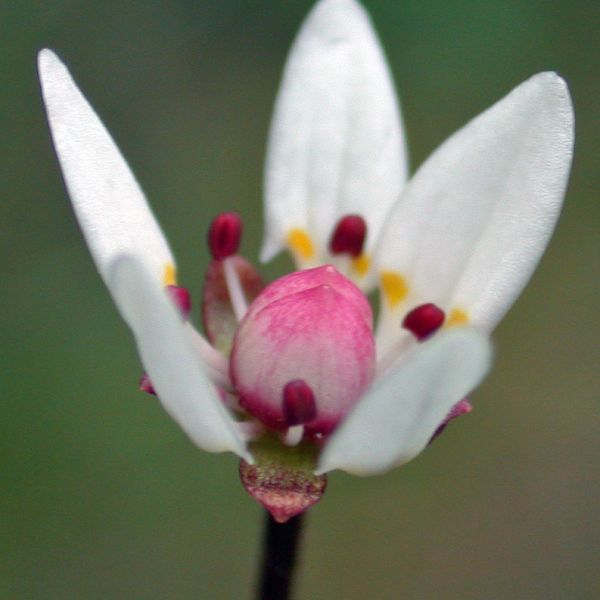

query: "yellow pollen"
xmin=163 ymin=263 xmax=177 ymax=286
xmin=287 ymin=228 xmax=315 ymax=261
xmin=446 ymin=307 xmax=469 ymax=327
xmin=352 ymin=254 xmax=371 ymax=277
xmin=380 ymin=271 xmax=409 ymax=309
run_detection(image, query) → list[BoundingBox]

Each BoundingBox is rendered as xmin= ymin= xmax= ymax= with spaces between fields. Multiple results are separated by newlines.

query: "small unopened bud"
xmin=208 ymin=212 xmax=243 ymax=259
xmin=282 ymin=380 xmax=317 ymax=426
xmin=402 ymin=303 xmax=445 ymax=340
xmin=231 ymin=265 xmax=375 ymax=433
xmin=329 ymin=214 xmax=367 ymax=257
xmin=167 ymin=285 xmax=192 ymax=317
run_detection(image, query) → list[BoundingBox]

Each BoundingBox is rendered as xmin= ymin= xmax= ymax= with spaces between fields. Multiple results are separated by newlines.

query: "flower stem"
xmin=255 ymin=512 xmax=305 ymax=600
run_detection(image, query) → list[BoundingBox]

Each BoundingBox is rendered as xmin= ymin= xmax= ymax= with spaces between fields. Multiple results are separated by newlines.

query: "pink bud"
xmin=329 ymin=214 xmax=367 ymax=257
xmin=242 ymin=264 xmax=372 ymax=327
xmin=230 ymin=265 xmax=375 ymax=434
xmin=207 ymin=212 xmax=243 ymax=260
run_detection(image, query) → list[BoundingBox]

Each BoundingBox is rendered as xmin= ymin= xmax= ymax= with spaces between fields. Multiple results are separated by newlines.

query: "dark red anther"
xmin=208 ymin=212 xmax=243 ymax=260
xmin=139 ymin=373 xmax=156 ymax=396
xmin=282 ymin=380 xmax=317 ymax=426
xmin=402 ymin=303 xmax=445 ymax=341
xmin=167 ymin=285 xmax=192 ymax=318
xmin=328 ymin=214 xmax=367 ymax=257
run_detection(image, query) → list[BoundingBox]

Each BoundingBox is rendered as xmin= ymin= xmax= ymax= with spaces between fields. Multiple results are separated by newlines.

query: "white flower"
xmin=38 ymin=0 xmax=573 ymax=491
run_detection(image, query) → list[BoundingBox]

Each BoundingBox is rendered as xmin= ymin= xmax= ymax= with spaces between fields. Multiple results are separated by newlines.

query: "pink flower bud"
xmin=231 ymin=265 xmax=375 ymax=434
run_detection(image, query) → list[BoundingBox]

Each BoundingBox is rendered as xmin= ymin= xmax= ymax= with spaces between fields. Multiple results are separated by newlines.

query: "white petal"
xmin=317 ymin=329 xmax=492 ymax=475
xmin=109 ymin=254 xmax=250 ymax=460
xmin=38 ymin=49 xmax=175 ymax=289
xmin=261 ymin=0 xmax=407 ymax=263
xmin=375 ymin=72 xmax=574 ymax=331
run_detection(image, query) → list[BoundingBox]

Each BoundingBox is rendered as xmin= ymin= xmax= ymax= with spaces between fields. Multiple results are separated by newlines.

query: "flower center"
xmin=230 ymin=265 xmax=376 ymax=435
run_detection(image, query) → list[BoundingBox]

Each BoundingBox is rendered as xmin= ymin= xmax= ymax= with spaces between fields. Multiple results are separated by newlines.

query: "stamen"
xmin=223 ymin=258 xmax=248 ymax=321
xmin=429 ymin=398 xmax=472 ymax=444
xmin=208 ymin=212 xmax=243 ymax=260
xmin=329 ymin=214 xmax=367 ymax=257
xmin=139 ymin=372 xmax=156 ymax=395
xmin=284 ymin=425 xmax=304 ymax=447
xmin=166 ymin=285 xmax=192 ymax=318
xmin=402 ymin=303 xmax=445 ymax=340
xmin=282 ymin=379 xmax=317 ymax=426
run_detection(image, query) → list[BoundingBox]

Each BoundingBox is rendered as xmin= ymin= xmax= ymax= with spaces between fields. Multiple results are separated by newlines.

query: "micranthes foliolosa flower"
xmin=39 ymin=0 xmax=573 ymax=522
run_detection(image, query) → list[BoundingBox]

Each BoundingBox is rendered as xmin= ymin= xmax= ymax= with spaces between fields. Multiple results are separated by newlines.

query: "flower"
xmin=38 ymin=0 xmax=573 ymax=521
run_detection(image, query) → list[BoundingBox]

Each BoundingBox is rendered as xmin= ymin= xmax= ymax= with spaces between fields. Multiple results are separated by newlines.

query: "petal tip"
xmin=37 ymin=47 xmax=54 ymax=64
xmin=525 ymin=71 xmax=573 ymax=110
xmin=529 ymin=71 xmax=575 ymax=152
xmin=532 ymin=70 xmax=567 ymax=88
xmin=322 ymin=0 xmax=363 ymax=10
xmin=307 ymin=0 xmax=371 ymax=37
xmin=37 ymin=48 xmax=62 ymax=80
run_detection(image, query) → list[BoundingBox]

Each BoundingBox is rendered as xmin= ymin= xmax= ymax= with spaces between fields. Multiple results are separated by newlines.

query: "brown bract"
xmin=239 ymin=437 xmax=327 ymax=523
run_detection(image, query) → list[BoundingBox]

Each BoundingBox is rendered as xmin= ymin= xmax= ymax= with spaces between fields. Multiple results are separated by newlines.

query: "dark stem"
xmin=255 ymin=512 xmax=305 ymax=600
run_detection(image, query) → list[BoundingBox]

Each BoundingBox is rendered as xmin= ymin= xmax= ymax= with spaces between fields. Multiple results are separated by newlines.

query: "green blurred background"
xmin=2 ymin=1 xmax=599 ymax=598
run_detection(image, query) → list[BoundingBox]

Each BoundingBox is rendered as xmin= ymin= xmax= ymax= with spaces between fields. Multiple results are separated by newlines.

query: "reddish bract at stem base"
xmin=240 ymin=458 xmax=327 ymax=523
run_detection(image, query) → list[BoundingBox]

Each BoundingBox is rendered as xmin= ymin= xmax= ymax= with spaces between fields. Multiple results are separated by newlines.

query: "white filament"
xmin=284 ymin=425 xmax=304 ymax=447
xmin=223 ymin=257 xmax=249 ymax=321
